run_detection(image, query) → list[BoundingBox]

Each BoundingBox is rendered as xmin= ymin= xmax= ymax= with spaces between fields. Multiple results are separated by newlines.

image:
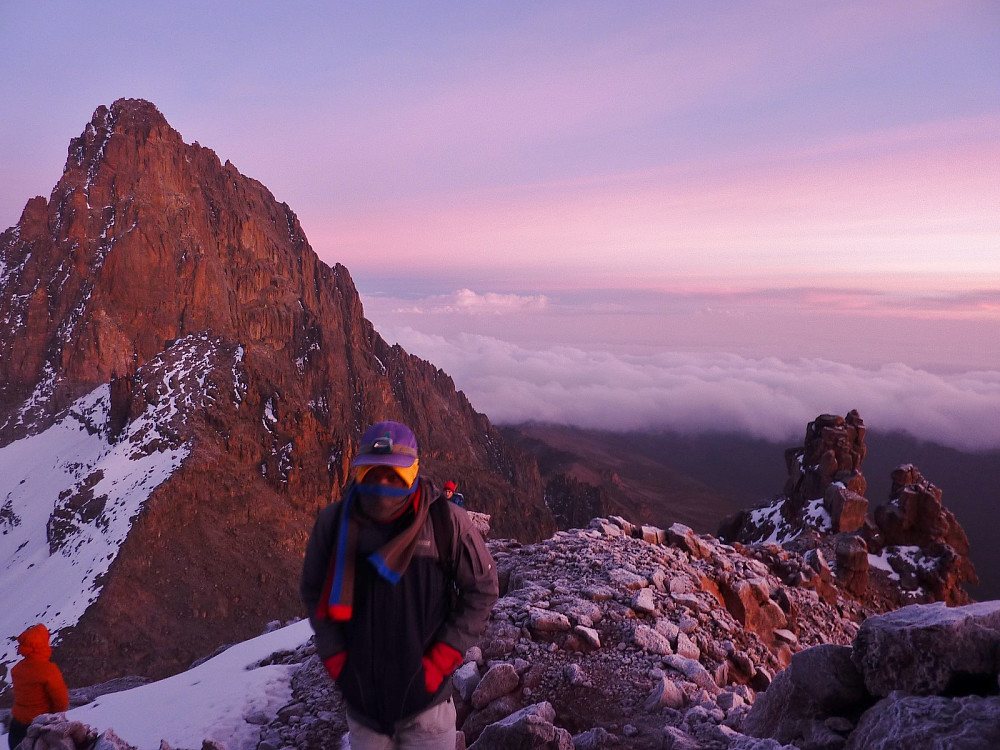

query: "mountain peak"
xmin=0 ymin=100 xmax=552 ymax=687
xmin=108 ymin=97 xmax=167 ymax=123
xmin=64 ymin=98 xmax=177 ymax=178
xmin=718 ymin=410 xmax=977 ymax=608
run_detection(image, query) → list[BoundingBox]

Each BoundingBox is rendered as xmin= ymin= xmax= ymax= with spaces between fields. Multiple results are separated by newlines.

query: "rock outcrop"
xmin=8 ymin=516 xmax=995 ymax=750
xmin=0 ymin=98 xmax=554 ymax=689
xmin=226 ymin=514 xmax=868 ymax=750
xmin=745 ymin=600 xmax=1000 ymax=749
xmin=718 ymin=411 xmax=977 ymax=609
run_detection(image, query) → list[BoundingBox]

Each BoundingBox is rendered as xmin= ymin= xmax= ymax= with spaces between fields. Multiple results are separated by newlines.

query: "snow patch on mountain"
xmin=0 ymin=332 xmax=238 ymax=692
xmin=0 ymin=620 xmax=313 ymax=750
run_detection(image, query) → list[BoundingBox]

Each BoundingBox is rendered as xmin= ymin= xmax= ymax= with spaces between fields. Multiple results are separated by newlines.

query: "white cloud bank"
xmin=388 ymin=288 xmax=549 ymax=315
xmin=378 ymin=327 xmax=1000 ymax=452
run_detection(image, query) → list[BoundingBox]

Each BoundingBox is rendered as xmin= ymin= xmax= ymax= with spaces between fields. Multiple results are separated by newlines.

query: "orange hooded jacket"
xmin=11 ymin=624 xmax=69 ymax=725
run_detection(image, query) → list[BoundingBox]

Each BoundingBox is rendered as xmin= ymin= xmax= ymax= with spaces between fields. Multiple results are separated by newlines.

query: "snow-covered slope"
xmin=0 ymin=332 xmax=241 ymax=692
xmin=0 ymin=619 xmax=312 ymax=750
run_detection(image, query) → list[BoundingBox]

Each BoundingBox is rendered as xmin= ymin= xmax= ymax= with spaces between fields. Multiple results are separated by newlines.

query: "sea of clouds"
xmin=374 ymin=324 xmax=1000 ymax=453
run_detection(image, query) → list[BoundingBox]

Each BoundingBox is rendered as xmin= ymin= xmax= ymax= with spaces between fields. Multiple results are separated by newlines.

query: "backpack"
xmin=429 ymin=496 xmax=460 ymax=608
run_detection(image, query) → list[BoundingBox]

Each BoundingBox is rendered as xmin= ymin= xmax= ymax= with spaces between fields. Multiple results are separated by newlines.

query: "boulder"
xmin=833 ymin=534 xmax=869 ymax=597
xmin=632 ymin=587 xmax=656 ymax=614
xmin=471 ymin=663 xmax=521 ymax=709
xmin=851 ymin=600 xmax=1000 ymax=697
xmin=627 ymin=622 xmax=674 ymax=655
xmin=461 ymin=695 xmax=523 ymax=744
xmin=845 ymin=693 xmax=1000 ymax=750
xmin=824 ymin=484 xmax=867 ymax=534
xmin=644 ymin=675 xmax=686 ymax=711
xmin=453 ymin=661 xmax=483 ymax=703
xmin=717 ymin=576 xmax=787 ymax=646
xmin=570 ymin=727 xmax=617 ymax=749
xmin=667 ymin=523 xmax=713 ymax=559
xmin=743 ymin=644 xmax=869 ymax=748
xmin=527 ymin=607 xmax=571 ymax=634
xmin=467 ymin=701 xmax=573 ymax=750
xmin=663 ymin=654 xmax=720 ymax=695
xmin=20 ymin=715 xmax=106 ymax=750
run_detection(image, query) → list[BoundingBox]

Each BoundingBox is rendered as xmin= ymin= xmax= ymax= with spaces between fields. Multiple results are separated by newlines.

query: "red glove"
xmin=324 ymin=652 xmax=347 ymax=681
xmin=422 ymin=642 xmax=463 ymax=693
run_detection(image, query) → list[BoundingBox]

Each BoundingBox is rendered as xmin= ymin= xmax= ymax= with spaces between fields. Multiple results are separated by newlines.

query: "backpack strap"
xmin=430 ymin=496 xmax=455 ymax=575
xmin=429 ymin=496 xmax=460 ymax=610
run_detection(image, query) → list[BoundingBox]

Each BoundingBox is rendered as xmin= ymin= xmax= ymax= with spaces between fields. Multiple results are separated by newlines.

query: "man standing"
xmin=301 ymin=421 xmax=498 ymax=749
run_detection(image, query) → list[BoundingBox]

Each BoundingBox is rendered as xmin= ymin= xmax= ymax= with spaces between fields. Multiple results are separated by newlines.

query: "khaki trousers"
xmin=345 ymin=698 xmax=457 ymax=750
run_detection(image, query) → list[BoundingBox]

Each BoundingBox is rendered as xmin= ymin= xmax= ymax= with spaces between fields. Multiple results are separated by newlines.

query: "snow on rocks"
xmin=0 ymin=332 xmax=242 ymax=692
xmin=719 ymin=412 xmax=978 ymax=610
xmin=251 ymin=641 xmax=347 ymax=750
xmin=9 ymin=516 xmax=994 ymax=750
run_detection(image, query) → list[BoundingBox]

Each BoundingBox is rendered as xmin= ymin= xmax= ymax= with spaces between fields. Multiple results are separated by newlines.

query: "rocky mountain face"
xmin=0 ymin=99 xmax=554 ymax=688
xmin=717 ymin=410 xmax=977 ymax=610
xmin=11 ymin=514 xmax=997 ymax=750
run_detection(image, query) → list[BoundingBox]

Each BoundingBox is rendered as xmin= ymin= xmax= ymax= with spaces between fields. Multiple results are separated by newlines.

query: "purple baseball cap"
xmin=351 ymin=421 xmax=419 ymax=468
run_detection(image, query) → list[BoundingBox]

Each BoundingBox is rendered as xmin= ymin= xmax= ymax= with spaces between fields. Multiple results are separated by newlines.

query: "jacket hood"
xmin=17 ymin=623 xmax=52 ymax=659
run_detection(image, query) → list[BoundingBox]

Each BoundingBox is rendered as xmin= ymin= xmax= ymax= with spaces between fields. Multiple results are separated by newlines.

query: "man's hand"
xmin=422 ymin=642 xmax=463 ymax=693
xmin=324 ymin=652 xmax=347 ymax=681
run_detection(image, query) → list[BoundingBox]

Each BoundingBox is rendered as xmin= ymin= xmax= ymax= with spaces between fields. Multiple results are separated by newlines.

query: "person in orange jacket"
xmin=8 ymin=624 xmax=69 ymax=749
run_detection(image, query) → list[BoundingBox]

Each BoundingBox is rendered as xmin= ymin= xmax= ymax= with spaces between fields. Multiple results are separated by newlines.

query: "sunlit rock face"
xmin=0 ymin=98 xmax=553 ymax=688
xmin=717 ymin=410 xmax=977 ymax=609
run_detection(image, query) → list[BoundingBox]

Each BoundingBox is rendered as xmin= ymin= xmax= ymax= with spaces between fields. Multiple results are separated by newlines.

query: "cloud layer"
xmin=377 ymin=325 xmax=1000 ymax=452
xmin=389 ymin=288 xmax=549 ymax=315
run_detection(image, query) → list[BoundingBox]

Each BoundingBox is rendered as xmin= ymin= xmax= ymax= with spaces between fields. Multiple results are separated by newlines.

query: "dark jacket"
xmin=300 ymin=479 xmax=498 ymax=733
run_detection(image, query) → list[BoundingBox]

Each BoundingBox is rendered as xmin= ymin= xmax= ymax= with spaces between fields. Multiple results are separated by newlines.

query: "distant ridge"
xmin=505 ymin=421 xmax=999 ymax=600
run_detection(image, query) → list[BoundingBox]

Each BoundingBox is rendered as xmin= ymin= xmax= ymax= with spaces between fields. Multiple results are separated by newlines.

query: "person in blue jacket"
xmin=442 ymin=481 xmax=465 ymax=508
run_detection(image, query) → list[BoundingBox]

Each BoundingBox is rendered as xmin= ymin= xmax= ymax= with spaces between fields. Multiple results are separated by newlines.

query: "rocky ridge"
xmin=718 ymin=411 xmax=977 ymax=610
xmin=7 ymin=514 xmax=996 ymax=749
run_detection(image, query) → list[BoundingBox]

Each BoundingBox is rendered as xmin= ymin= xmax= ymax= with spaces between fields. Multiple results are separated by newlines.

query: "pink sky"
xmin=2 ymin=2 xmax=998 ymax=444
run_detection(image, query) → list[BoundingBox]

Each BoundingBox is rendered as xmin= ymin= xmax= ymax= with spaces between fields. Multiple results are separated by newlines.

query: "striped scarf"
xmin=316 ymin=479 xmax=430 ymax=622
